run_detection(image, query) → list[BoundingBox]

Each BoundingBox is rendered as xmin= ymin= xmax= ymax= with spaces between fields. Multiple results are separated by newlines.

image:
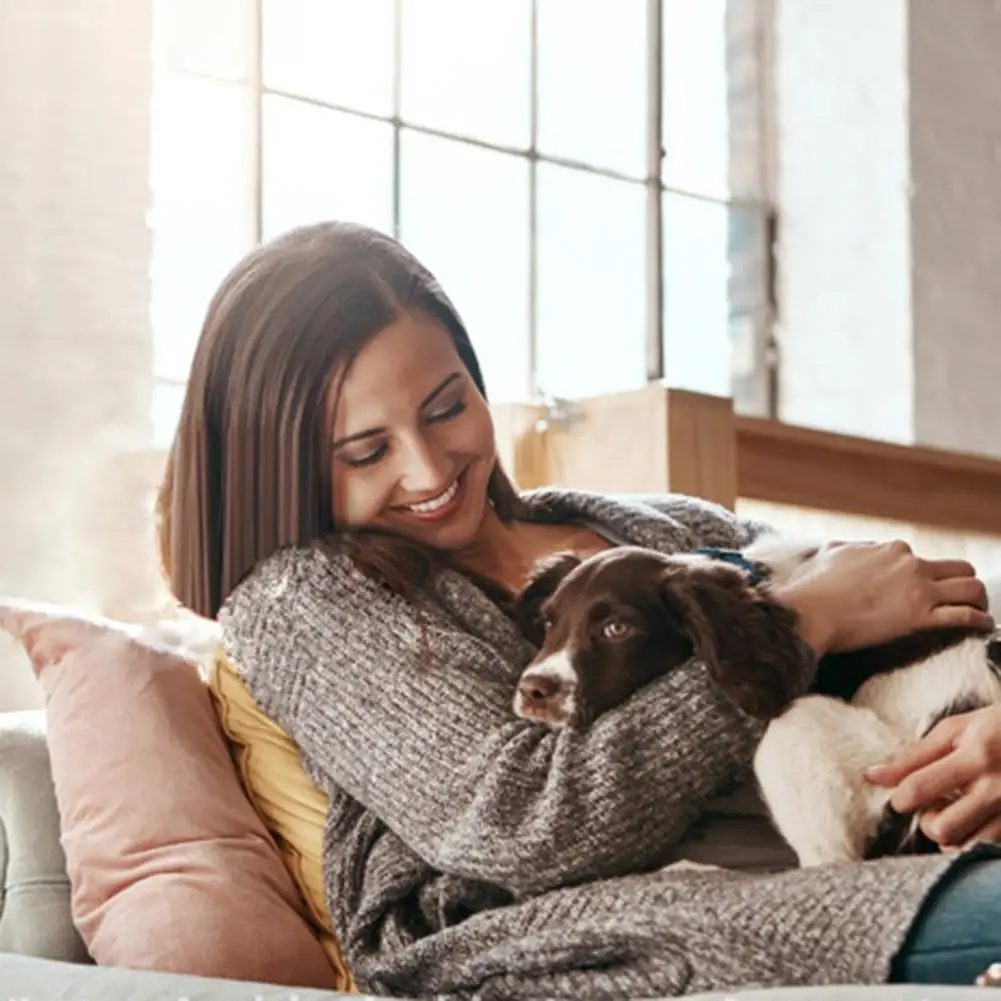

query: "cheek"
xmin=331 ymin=467 xmax=394 ymax=528
xmin=448 ymin=398 xmax=496 ymax=463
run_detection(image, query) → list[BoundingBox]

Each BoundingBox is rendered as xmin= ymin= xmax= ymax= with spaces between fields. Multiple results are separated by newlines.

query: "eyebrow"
xmin=331 ymin=371 xmax=463 ymax=450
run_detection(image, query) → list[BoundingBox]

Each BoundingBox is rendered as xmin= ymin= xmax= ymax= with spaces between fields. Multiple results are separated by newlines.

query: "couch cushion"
xmin=0 ymin=953 xmax=368 ymax=1000
xmin=0 ymin=710 xmax=89 ymax=963
xmin=0 ymin=599 xmax=341 ymax=989
xmin=207 ymin=650 xmax=355 ymax=992
xmin=1 ymin=952 xmax=997 ymax=1001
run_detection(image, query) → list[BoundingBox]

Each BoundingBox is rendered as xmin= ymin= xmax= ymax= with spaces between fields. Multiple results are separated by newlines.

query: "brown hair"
xmin=157 ymin=221 xmax=523 ymax=620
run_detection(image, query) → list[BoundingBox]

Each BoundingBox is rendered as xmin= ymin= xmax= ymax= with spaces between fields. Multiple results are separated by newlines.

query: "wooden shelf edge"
xmin=736 ymin=415 xmax=1001 ymax=536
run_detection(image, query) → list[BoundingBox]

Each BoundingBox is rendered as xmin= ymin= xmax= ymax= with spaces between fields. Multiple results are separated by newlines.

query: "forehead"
xmin=332 ymin=311 xmax=463 ymax=433
xmin=556 ymin=549 xmax=669 ymax=602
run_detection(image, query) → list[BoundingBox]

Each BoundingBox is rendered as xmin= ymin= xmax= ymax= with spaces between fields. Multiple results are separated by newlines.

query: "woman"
xmin=160 ymin=220 xmax=1001 ymax=999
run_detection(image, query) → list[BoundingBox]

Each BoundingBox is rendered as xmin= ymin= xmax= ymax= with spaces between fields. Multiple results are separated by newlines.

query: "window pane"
xmin=150 ymin=73 xmax=257 ymax=384
xmin=399 ymin=131 xmax=530 ymax=402
xmin=661 ymin=193 xmax=767 ymax=398
xmin=536 ymin=0 xmax=648 ymax=177
xmin=261 ymin=96 xmax=394 ymax=240
xmin=536 ymin=165 xmax=647 ymax=399
xmin=153 ymin=0 xmax=255 ymax=82
xmin=400 ymin=0 xmax=532 ymax=148
xmin=661 ymin=0 xmax=730 ymax=197
xmin=262 ymin=0 xmax=395 ymax=116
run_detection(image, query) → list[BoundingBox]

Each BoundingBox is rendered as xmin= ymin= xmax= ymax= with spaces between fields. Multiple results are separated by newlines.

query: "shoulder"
xmin=519 ymin=486 xmax=773 ymax=551
xmin=218 ymin=543 xmax=427 ymax=694
xmin=221 ymin=542 xmax=393 ymax=629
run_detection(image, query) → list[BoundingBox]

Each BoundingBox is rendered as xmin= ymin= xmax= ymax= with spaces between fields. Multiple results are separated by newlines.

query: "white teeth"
xmin=406 ymin=479 xmax=459 ymax=515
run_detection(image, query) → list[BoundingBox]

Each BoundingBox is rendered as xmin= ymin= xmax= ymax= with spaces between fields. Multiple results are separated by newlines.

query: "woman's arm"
xmin=641 ymin=493 xmax=993 ymax=652
xmin=221 ymin=545 xmax=814 ymax=901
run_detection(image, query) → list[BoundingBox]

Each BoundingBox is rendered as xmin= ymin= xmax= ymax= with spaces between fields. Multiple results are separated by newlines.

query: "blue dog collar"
xmin=693 ymin=547 xmax=772 ymax=587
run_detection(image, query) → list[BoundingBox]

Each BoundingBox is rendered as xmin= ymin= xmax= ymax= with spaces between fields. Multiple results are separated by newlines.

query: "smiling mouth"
xmin=406 ymin=478 xmax=459 ymax=514
xmin=394 ymin=471 xmax=469 ymax=524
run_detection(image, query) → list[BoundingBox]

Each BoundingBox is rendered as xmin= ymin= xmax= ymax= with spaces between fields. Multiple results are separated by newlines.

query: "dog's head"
xmin=511 ymin=546 xmax=805 ymax=728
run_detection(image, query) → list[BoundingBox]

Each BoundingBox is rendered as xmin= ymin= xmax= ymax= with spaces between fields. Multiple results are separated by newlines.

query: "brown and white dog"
xmin=511 ymin=538 xmax=1001 ymax=867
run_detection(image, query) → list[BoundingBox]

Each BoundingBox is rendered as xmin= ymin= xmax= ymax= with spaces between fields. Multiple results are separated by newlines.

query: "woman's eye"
xmin=427 ymin=399 xmax=466 ymax=423
xmin=601 ymin=620 xmax=633 ymax=641
xmin=343 ymin=443 xmax=389 ymax=468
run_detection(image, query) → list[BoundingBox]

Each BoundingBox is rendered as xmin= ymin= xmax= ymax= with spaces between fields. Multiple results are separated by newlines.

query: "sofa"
xmin=1 ymin=576 xmax=1000 ymax=1000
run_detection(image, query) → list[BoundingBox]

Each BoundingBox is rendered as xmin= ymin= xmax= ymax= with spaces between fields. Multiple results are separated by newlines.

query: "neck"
xmin=453 ymin=506 xmax=533 ymax=594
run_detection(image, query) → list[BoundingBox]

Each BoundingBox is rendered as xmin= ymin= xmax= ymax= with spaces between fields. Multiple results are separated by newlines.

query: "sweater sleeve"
xmin=221 ymin=542 xmax=812 ymax=901
xmin=630 ymin=492 xmax=774 ymax=550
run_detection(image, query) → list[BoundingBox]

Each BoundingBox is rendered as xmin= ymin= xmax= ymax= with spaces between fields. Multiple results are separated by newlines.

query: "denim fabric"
xmin=892 ymin=854 xmax=1001 ymax=984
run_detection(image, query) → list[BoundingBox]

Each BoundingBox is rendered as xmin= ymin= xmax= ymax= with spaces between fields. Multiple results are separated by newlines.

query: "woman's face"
xmin=329 ymin=310 xmax=497 ymax=552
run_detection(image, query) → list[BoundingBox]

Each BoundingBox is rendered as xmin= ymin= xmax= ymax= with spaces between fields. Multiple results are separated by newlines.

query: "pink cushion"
xmin=0 ymin=599 xmax=339 ymax=989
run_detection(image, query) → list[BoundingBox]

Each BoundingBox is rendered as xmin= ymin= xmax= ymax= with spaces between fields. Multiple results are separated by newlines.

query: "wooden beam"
xmin=496 ymin=387 xmax=737 ymax=510
xmin=496 ymin=388 xmax=1001 ymax=536
xmin=736 ymin=415 xmax=1001 ymax=536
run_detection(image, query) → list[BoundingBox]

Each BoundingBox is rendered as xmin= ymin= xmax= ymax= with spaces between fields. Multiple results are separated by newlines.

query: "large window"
xmin=150 ymin=0 xmax=774 ymax=447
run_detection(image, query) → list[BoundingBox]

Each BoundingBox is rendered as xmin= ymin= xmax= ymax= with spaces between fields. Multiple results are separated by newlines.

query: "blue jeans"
xmin=892 ymin=854 xmax=1001 ymax=984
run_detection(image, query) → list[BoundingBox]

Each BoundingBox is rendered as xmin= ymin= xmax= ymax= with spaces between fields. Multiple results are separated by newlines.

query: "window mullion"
xmin=391 ymin=0 xmax=402 ymax=240
xmin=528 ymin=0 xmax=540 ymax=400
xmin=645 ymin=0 xmax=664 ymax=384
xmin=252 ymin=0 xmax=264 ymax=245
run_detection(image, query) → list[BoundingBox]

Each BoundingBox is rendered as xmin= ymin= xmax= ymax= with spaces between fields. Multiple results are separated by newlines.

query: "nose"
xmin=515 ymin=669 xmax=578 ymax=723
xmin=518 ymin=673 xmax=563 ymax=704
xmin=399 ymin=432 xmax=450 ymax=494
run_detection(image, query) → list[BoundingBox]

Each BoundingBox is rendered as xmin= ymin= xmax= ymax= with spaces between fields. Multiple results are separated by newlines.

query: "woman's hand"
xmin=770 ymin=539 xmax=993 ymax=658
xmin=866 ymin=704 xmax=1001 ymax=850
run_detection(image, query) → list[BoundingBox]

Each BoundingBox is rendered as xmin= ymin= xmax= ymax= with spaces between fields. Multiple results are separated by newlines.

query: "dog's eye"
xmin=600 ymin=620 xmax=633 ymax=641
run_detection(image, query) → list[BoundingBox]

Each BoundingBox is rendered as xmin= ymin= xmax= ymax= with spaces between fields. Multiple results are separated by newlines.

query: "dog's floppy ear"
xmin=659 ymin=565 xmax=805 ymax=721
xmin=512 ymin=552 xmax=582 ymax=646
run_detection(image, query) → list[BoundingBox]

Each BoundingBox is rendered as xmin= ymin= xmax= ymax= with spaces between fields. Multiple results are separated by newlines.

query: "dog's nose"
xmin=514 ymin=668 xmax=578 ymax=727
xmin=519 ymin=673 xmax=563 ymax=704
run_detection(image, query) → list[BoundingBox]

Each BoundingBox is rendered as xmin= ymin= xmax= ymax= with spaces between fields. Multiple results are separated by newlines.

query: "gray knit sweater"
xmin=220 ymin=488 xmax=972 ymax=1000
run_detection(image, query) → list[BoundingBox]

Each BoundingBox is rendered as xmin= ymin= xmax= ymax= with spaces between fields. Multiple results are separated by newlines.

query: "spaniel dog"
xmin=511 ymin=538 xmax=1001 ymax=868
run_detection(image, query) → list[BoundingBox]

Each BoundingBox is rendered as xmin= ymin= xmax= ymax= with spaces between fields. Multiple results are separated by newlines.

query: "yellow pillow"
xmin=207 ymin=650 xmax=356 ymax=994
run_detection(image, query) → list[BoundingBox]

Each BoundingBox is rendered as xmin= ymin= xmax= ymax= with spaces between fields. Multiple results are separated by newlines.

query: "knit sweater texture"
xmin=219 ymin=488 xmax=975 ymax=1000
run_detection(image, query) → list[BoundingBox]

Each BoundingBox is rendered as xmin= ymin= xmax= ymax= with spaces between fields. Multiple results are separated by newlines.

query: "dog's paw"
xmin=975 ymin=962 xmax=1001 ymax=986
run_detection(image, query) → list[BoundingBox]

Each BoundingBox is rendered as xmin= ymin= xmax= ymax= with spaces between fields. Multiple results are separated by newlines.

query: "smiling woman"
xmin=327 ymin=313 xmax=496 ymax=553
xmin=158 ymin=220 xmax=530 ymax=618
xmin=157 ymin=219 xmax=1001 ymax=1000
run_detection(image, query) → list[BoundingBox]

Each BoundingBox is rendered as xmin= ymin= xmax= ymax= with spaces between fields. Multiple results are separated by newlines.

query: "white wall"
xmin=0 ymin=1 xmax=157 ymax=710
xmin=773 ymin=0 xmax=1001 ymax=458
xmin=908 ymin=0 xmax=1001 ymax=457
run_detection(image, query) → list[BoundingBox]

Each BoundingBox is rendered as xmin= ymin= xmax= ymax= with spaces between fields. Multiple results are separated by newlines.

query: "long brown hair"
xmin=157 ymin=221 xmax=522 ymax=620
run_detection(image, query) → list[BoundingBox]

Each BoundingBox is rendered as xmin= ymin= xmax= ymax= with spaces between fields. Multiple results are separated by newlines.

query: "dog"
xmin=511 ymin=538 xmax=1001 ymax=868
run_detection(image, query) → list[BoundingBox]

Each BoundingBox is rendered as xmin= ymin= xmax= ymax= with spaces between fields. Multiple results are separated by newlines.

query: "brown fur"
xmin=514 ymin=547 xmax=1001 ymax=727
xmin=514 ymin=548 xmax=806 ymax=724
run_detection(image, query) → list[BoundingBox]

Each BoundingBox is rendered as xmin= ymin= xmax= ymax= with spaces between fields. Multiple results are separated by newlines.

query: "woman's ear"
xmin=660 ymin=565 xmax=805 ymax=722
xmin=512 ymin=552 xmax=581 ymax=646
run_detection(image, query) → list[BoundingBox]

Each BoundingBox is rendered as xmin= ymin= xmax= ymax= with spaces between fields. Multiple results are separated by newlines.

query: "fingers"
xmin=891 ymin=749 xmax=983 ymax=814
xmin=925 ymin=558 xmax=978 ymax=581
xmin=932 ymin=576 xmax=990 ymax=611
xmin=866 ymin=722 xmax=959 ymax=787
xmin=920 ymin=782 xmax=1001 ymax=848
xmin=960 ymin=813 xmax=1001 ymax=850
xmin=927 ymin=602 xmax=996 ymax=632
